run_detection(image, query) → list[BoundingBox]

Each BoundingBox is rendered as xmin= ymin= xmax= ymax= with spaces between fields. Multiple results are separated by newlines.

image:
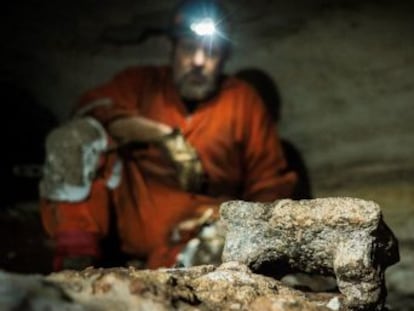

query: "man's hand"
xmin=107 ymin=117 xmax=205 ymax=192
xmin=174 ymin=209 xmax=226 ymax=267
xmin=176 ymin=208 xmax=215 ymax=233
xmin=147 ymin=207 xmax=221 ymax=269
xmin=155 ymin=129 xmax=205 ymax=192
xmin=170 ymin=207 xmax=216 ymax=243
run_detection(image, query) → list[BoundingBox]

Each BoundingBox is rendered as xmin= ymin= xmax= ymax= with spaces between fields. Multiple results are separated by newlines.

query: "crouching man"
xmin=40 ymin=0 xmax=297 ymax=271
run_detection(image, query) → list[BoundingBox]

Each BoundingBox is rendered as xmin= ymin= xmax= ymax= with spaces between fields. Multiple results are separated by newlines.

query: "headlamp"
xmin=190 ymin=18 xmax=217 ymax=37
xmin=171 ymin=0 xmax=231 ymax=48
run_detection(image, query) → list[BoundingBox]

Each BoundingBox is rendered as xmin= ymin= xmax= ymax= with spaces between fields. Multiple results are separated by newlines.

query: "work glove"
xmin=155 ymin=128 xmax=205 ymax=193
xmin=175 ymin=220 xmax=226 ymax=267
xmin=171 ymin=208 xmax=225 ymax=267
xmin=147 ymin=208 xmax=221 ymax=269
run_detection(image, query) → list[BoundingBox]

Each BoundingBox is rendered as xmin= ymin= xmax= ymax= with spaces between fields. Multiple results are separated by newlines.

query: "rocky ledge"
xmin=0 ymin=197 xmax=399 ymax=311
xmin=221 ymin=197 xmax=399 ymax=310
xmin=0 ymin=262 xmax=343 ymax=311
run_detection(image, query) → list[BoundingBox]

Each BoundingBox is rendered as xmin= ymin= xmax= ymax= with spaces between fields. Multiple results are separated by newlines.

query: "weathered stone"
xmin=0 ymin=262 xmax=344 ymax=311
xmin=250 ymin=296 xmax=333 ymax=311
xmin=0 ymin=271 xmax=86 ymax=311
xmin=220 ymin=197 xmax=399 ymax=310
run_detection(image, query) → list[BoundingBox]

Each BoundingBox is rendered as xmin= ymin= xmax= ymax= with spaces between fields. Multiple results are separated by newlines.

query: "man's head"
xmin=170 ymin=0 xmax=231 ymax=102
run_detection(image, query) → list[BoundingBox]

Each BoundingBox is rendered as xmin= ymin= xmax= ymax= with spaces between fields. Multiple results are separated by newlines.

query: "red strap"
xmin=54 ymin=231 xmax=100 ymax=271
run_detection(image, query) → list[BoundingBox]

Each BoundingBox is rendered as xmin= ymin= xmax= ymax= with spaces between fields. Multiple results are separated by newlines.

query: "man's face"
xmin=172 ymin=37 xmax=226 ymax=102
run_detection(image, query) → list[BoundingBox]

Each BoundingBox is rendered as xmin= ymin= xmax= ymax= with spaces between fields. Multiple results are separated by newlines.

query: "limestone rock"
xmin=0 ymin=263 xmax=343 ymax=311
xmin=220 ymin=197 xmax=399 ymax=310
xmin=0 ymin=270 xmax=85 ymax=311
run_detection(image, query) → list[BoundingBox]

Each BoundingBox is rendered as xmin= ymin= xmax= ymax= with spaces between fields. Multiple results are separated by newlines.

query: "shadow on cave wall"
xmin=0 ymin=82 xmax=57 ymax=208
xmin=0 ymin=81 xmax=57 ymax=274
xmin=235 ymin=68 xmax=313 ymax=200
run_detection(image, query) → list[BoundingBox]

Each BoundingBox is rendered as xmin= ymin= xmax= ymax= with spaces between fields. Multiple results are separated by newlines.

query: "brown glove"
xmin=155 ymin=128 xmax=205 ymax=193
xmin=108 ymin=117 xmax=205 ymax=192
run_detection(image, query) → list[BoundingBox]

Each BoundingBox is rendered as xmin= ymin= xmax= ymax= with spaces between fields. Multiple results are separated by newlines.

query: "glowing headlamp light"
xmin=190 ymin=18 xmax=217 ymax=36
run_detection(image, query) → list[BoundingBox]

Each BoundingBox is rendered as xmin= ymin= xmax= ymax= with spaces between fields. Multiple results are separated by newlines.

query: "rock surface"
xmin=0 ymin=262 xmax=343 ymax=311
xmin=221 ymin=197 xmax=399 ymax=310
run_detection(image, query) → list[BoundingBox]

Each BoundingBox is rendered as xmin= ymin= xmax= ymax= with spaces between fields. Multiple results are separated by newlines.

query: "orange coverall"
xmin=41 ymin=66 xmax=297 ymax=269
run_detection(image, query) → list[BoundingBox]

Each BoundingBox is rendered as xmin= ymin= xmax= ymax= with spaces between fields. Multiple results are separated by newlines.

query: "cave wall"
xmin=1 ymin=0 xmax=413 ymax=204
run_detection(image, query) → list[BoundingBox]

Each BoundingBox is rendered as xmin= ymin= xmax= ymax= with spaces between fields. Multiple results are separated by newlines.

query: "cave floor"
xmin=1 ymin=186 xmax=413 ymax=311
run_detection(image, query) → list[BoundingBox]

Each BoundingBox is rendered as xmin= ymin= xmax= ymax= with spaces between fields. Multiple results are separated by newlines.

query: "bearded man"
xmin=40 ymin=0 xmax=297 ymax=271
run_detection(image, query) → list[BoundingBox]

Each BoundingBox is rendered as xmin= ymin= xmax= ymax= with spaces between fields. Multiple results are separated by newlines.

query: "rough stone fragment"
xmin=250 ymin=296 xmax=332 ymax=311
xmin=0 ymin=262 xmax=343 ymax=311
xmin=220 ymin=197 xmax=399 ymax=310
xmin=0 ymin=271 xmax=86 ymax=311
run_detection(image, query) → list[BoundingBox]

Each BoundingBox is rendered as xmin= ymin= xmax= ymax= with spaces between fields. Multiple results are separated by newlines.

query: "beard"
xmin=174 ymin=68 xmax=219 ymax=102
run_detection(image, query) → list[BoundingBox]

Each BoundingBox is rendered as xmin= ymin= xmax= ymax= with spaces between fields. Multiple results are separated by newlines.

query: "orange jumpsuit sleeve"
xmin=238 ymin=84 xmax=298 ymax=202
xmin=41 ymin=68 xmax=152 ymax=251
xmin=74 ymin=66 xmax=154 ymax=124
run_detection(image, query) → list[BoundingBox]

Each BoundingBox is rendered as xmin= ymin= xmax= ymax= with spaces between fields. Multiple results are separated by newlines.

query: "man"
xmin=39 ymin=0 xmax=298 ymax=271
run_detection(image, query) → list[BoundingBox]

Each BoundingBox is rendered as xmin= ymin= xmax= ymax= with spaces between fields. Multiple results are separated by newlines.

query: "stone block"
xmin=221 ymin=198 xmax=399 ymax=310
